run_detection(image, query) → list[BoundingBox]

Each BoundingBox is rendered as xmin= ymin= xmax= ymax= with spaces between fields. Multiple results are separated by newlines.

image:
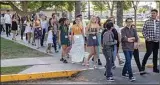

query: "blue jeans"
xmin=103 ymin=46 xmax=113 ymax=78
xmin=53 ymin=34 xmax=57 ymax=52
xmin=122 ymin=50 xmax=133 ymax=79
xmin=112 ymin=45 xmax=117 ymax=66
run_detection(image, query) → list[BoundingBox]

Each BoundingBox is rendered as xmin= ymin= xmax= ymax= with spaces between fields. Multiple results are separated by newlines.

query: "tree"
xmin=132 ymin=1 xmax=139 ymax=27
xmin=92 ymin=1 xmax=107 ymax=17
xmin=75 ymin=1 xmax=82 ymax=18
xmin=105 ymin=1 xmax=116 ymax=16
xmin=0 ymin=1 xmax=56 ymax=16
xmin=116 ymin=1 xmax=124 ymax=27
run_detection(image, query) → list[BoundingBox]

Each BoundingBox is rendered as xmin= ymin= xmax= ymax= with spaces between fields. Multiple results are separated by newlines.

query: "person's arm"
xmin=58 ymin=28 xmax=61 ymax=44
xmin=71 ymin=26 xmax=74 ymax=44
xmin=134 ymin=29 xmax=138 ymax=42
xmin=142 ymin=21 xmax=149 ymax=40
xmin=121 ymin=28 xmax=128 ymax=42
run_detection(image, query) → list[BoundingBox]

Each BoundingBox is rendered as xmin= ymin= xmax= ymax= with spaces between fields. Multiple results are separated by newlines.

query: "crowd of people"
xmin=0 ymin=9 xmax=159 ymax=82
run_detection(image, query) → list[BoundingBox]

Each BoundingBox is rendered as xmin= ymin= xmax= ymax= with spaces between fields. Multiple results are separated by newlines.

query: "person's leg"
xmin=142 ymin=41 xmax=153 ymax=71
xmin=41 ymin=29 xmax=45 ymax=46
xmin=112 ymin=45 xmax=117 ymax=68
xmin=86 ymin=46 xmax=94 ymax=65
xmin=12 ymin=31 xmax=16 ymax=40
xmin=61 ymin=45 xmax=68 ymax=63
xmin=0 ymin=24 xmax=2 ymax=35
xmin=53 ymin=34 xmax=58 ymax=52
xmin=122 ymin=50 xmax=129 ymax=76
xmin=93 ymin=46 xmax=98 ymax=67
xmin=152 ymin=42 xmax=159 ymax=72
xmin=128 ymin=51 xmax=134 ymax=79
xmin=103 ymin=48 xmax=113 ymax=78
xmin=8 ymin=24 xmax=11 ymax=36
xmin=133 ymin=49 xmax=142 ymax=72
xmin=5 ymin=24 xmax=9 ymax=37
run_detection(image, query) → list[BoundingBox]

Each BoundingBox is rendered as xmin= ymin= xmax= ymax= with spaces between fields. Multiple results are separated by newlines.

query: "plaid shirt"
xmin=142 ymin=18 xmax=160 ymax=42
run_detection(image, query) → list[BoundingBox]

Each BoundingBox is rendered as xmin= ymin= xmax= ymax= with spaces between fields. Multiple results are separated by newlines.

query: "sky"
xmin=138 ymin=2 xmax=157 ymax=8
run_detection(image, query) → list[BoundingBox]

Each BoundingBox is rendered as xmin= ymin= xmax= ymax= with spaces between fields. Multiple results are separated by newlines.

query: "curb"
xmin=1 ymin=70 xmax=80 ymax=82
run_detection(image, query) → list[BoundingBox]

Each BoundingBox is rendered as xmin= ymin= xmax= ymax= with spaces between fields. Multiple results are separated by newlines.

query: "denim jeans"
xmin=122 ymin=50 xmax=133 ymax=79
xmin=112 ymin=45 xmax=117 ymax=66
xmin=103 ymin=46 xmax=113 ymax=78
xmin=53 ymin=34 xmax=57 ymax=52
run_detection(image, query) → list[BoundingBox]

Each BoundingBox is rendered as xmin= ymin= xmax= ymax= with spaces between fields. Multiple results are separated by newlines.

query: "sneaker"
xmin=60 ymin=58 xmax=64 ymax=61
xmin=112 ymin=66 xmax=116 ymax=69
xmin=119 ymin=60 xmax=124 ymax=65
xmin=107 ymin=77 xmax=115 ymax=82
xmin=122 ymin=74 xmax=129 ymax=78
xmin=153 ymin=69 xmax=159 ymax=73
xmin=55 ymin=50 xmax=59 ymax=53
xmin=140 ymin=71 xmax=147 ymax=75
xmin=63 ymin=60 xmax=68 ymax=63
xmin=129 ymin=77 xmax=136 ymax=82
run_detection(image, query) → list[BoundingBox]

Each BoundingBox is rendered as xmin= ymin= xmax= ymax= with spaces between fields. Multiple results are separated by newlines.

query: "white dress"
xmin=25 ymin=22 xmax=32 ymax=33
xmin=46 ymin=30 xmax=53 ymax=44
xmin=70 ymin=34 xmax=85 ymax=63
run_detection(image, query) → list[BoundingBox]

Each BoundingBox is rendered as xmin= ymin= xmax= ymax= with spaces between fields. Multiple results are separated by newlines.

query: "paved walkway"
xmin=0 ymin=32 xmax=158 ymax=75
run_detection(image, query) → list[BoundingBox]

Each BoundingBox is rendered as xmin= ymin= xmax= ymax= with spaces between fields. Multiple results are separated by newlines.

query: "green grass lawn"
xmin=1 ymin=66 xmax=30 ymax=75
xmin=1 ymin=37 xmax=50 ymax=59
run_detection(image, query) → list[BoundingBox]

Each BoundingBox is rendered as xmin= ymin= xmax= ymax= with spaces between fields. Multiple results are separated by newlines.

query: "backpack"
xmin=102 ymin=30 xmax=117 ymax=46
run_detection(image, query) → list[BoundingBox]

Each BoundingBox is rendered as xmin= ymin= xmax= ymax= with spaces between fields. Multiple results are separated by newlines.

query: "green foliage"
xmin=123 ymin=1 xmax=132 ymax=11
xmin=82 ymin=2 xmax=87 ymax=12
xmin=92 ymin=1 xmax=107 ymax=12
xmin=138 ymin=7 xmax=148 ymax=13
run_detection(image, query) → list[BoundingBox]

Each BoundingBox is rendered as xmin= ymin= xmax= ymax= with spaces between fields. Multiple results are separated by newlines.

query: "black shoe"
xmin=153 ymin=69 xmax=159 ymax=73
xmin=63 ymin=60 xmax=68 ymax=63
xmin=92 ymin=57 xmax=94 ymax=61
xmin=60 ymin=58 xmax=64 ymax=61
xmin=55 ymin=50 xmax=59 ymax=53
xmin=98 ymin=59 xmax=102 ymax=65
xmin=140 ymin=71 xmax=147 ymax=75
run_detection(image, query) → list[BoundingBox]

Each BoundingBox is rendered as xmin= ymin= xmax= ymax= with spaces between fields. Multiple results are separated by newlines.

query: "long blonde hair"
xmin=88 ymin=16 xmax=96 ymax=28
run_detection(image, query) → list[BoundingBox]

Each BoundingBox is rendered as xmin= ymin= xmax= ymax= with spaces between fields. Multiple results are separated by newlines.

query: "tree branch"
xmin=0 ymin=2 xmax=10 ymax=5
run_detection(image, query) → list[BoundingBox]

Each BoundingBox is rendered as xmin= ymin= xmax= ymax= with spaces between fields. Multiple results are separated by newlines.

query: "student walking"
xmin=4 ymin=10 xmax=12 ymax=37
xmin=41 ymin=15 xmax=48 ymax=46
xmin=70 ymin=16 xmax=85 ymax=64
xmin=59 ymin=18 xmax=70 ymax=63
xmin=85 ymin=16 xmax=100 ymax=68
xmin=102 ymin=21 xmax=117 ymax=81
xmin=131 ymin=24 xmax=143 ymax=74
xmin=141 ymin=9 xmax=160 ymax=74
xmin=46 ymin=26 xmax=54 ymax=53
xmin=33 ymin=15 xmax=42 ymax=49
xmin=121 ymin=18 xmax=138 ymax=82
xmin=24 ymin=17 xmax=32 ymax=43
xmin=11 ymin=14 xmax=18 ymax=41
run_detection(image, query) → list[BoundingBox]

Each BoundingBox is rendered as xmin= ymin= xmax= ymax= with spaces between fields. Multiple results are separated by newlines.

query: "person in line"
xmin=20 ymin=16 xmax=27 ymax=40
xmin=109 ymin=16 xmax=124 ymax=65
xmin=131 ymin=24 xmax=143 ymax=74
xmin=49 ymin=13 xmax=59 ymax=53
xmin=59 ymin=18 xmax=70 ymax=63
xmin=121 ymin=18 xmax=138 ymax=82
xmin=141 ymin=9 xmax=160 ymax=75
xmin=4 ymin=10 xmax=12 ymax=37
xmin=41 ymin=15 xmax=48 ymax=46
xmin=70 ymin=16 xmax=85 ymax=64
xmin=85 ymin=16 xmax=100 ymax=68
xmin=33 ymin=14 xmax=42 ymax=49
xmin=0 ymin=13 xmax=5 ymax=34
xmin=11 ymin=14 xmax=18 ymax=40
xmin=102 ymin=21 xmax=117 ymax=82
xmin=46 ymin=26 xmax=54 ymax=53
xmin=24 ymin=16 xmax=32 ymax=43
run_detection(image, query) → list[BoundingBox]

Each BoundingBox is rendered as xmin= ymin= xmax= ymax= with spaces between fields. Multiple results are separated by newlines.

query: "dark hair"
xmin=106 ymin=22 xmax=114 ymax=30
xmin=12 ymin=14 xmax=15 ymax=19
xmin=52 ymin=13 xmax=56 ymax=17
xmin=58 ymin=18 xmax=67 ymax=25
xmin=103 ymin=19 xmax=112 ymax=28
xmin=73 ymin=20 xmax=76 ymax=25
xmin=96 ymin=16 xmax=101 ymax=26
xmin=125 ymin=18 xmax=133 ymax=22
xmin=151 ymin=9 xmax=158 ymax=13
xmin=6 ymin=10 xmax=10 ymax=12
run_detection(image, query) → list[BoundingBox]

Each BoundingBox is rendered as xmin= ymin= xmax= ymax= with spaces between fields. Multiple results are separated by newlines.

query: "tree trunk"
xmin=110 ymin=2 xmax=115 ymax=16
xmin=116 ymin=1 xmax=123 ymax=27
xmin=75 ymin=1 xmax=82 ymax=18
xmin=88 ymin=1 xmax=90 ymax=20
xmin=134 ymin=7 xmax=137 ymax=28
xmin=69 ymin=12 xmax=72 ymax=22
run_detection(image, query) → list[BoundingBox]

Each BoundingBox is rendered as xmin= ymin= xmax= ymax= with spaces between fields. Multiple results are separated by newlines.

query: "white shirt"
xmin=0 ymin=15 xmax=5 ymax=24
xmin=41 ymin=20 xmax=48 ymax=31
xmin=114 ymin=24 xmax=121 ymax=34
xmin=4 ymin=13 xmax=12 ymax=24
